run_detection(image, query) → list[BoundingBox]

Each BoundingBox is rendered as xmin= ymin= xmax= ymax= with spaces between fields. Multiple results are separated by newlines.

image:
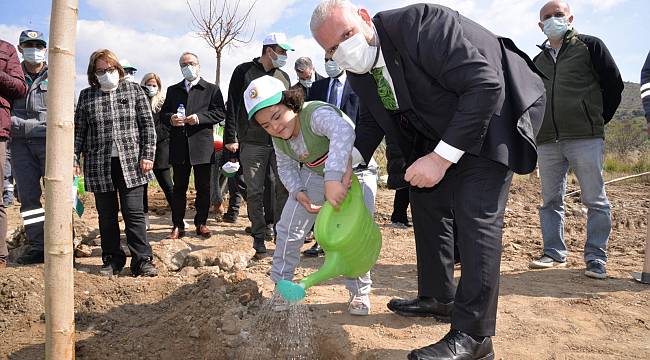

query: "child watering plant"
xmin=244 ymin=76 xmax=377 ymax=315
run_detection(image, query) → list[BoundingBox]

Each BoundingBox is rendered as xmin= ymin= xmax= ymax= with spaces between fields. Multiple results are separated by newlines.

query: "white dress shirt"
xmin=374 ymin=50 xmax=464 ymax=164
xmin=327 ymin=72 xmax=347 ymax=108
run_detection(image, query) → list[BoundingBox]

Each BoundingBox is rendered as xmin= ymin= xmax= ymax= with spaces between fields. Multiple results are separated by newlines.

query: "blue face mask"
xmin=543 ymin=16 xmax=569 ymax=40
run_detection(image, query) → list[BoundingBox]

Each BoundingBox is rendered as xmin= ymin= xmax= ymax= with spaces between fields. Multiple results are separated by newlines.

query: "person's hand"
xmin=296 ymin=191 xmax=322 ymax=214
xmin=185 ymin=114 xmax=199 ymax=125
xmin=324 ymin=180 xmax=348 ymax=209
xmin=73 ymin=165 xmax=82 ymax=177
xmin=405 ymin=151 xmax=452 ymax=188
xmin=225 ymin=142 xmax=239 ymax=152
xmin=171 ymin=113 xmax=185 ymax=127
xmin=140 ymin=159 xmax=153 ymax=173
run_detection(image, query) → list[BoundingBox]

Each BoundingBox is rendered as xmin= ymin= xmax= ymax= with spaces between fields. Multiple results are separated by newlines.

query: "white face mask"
xmin=124 ymin=74 xmax=136 ymax=83
xmin=144 ymin=85 xmax=158 ymax=97
xmin=181 ymin=64 xmax=199 ymax=81
xmin=271 ymin=49 xmax=288 ymax=68
xmin=543 ymin=16 xmax=570 ymax=40
xmin=332 ymin=32 xmax=377 ymax=74
xmin=325 ymin=59 xmax=343 ymax=78
xmin=97 ymin=70 xmax=120 ymax=92
xmin=299 ymin=79 xmax=313 ymax=88
xmin=22 ymin=47 xmax=46 ymax=65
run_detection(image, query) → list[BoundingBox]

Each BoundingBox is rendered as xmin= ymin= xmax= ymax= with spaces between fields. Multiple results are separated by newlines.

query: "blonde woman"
xmin=74 ymin=49 xmax=157 ymax=277
xmin=140 ymin=73 xmax=173 ymax=220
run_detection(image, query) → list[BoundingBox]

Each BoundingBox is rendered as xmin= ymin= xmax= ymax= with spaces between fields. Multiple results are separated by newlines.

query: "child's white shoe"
xmin=348 ymin=294 xmax=370 ymax=316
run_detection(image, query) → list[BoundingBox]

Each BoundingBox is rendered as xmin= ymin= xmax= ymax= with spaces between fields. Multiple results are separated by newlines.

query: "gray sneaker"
xmin=529 ymin=255 xmax=566 ymax=269
xmin=585 ymin=260 xmax=607 ymax=279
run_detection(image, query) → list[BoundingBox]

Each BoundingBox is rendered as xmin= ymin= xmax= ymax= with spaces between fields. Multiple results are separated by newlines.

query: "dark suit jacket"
xmin=160 ymin=78 xmax=225 ymax=165
xmin=349 ymin=4 xmax=546 ymax=174
xmin=307 ymin=76 xmax=360 ymax=123
xmin=293 ymin=72 xmax=324 ymax=100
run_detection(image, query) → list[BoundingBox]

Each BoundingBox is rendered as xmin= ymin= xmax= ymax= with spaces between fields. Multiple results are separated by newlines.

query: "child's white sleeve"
xmin=310 ymin=107 xmax=355 ymax=182
xmin=273 ymin=142 xmax=305 ymax=200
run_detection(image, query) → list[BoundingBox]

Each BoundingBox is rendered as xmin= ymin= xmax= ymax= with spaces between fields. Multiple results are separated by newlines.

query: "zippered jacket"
xmin=533 ymin=29 xmax=623 ymax=145
xmin=641 ymin=51 xmax=650 ymax=123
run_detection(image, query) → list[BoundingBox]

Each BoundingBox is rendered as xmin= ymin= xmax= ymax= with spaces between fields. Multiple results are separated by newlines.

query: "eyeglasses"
xmin=95 ymin=66 xmax=116 ymax=76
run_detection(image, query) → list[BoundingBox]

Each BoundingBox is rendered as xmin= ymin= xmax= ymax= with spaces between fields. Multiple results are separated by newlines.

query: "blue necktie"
xmin=327 ymin=78 xmax=340 ymax=106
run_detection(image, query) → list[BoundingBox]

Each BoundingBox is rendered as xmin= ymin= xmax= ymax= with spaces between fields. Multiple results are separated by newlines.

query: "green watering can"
xmin=277 ymin=175 xmax=382 ymax=302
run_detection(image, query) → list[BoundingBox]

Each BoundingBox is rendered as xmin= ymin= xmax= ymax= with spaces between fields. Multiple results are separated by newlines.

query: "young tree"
xmin=45 ymin=0 xmax=78 ymax=358
xmin=187 ymin=0 xmax=257 ymax=85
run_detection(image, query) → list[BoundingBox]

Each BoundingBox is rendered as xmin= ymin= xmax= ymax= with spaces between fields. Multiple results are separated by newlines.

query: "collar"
xmin=336 ymin=71 xmax=347 ymax=84
xmin=185 ymin=77 xmax=201 ymax=89
xmin=537 ymin=28 xmax=577 ymax=51
xmin=373 ymin=47 xmax=385 ymax=70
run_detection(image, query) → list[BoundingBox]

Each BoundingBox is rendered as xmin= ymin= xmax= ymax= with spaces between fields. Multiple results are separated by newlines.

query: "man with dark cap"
xmin=11 ymin=30 xmax=49 ymax=264
xmin=0 ymin=35 xmax=27 ymax=268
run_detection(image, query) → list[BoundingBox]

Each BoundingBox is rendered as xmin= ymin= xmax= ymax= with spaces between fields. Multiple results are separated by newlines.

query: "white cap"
xmin=262 ymin=32 xmax=294 ymax=51
xmin=244 ymin=76 xmax=287 ymax=120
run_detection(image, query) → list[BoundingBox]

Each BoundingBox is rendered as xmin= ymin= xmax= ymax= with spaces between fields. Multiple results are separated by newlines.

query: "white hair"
xmin=310 ymin=0 xmax=358 ymax=36
xmin=179 ymin=51 xmax=199 ymax=65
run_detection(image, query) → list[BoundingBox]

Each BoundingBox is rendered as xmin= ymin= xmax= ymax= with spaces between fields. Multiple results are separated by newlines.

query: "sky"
xmin=1 ymin=0 xmax=648 ymax=99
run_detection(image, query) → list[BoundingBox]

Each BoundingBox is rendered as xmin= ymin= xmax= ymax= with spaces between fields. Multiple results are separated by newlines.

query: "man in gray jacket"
xmin=11 ymin=30 xmax=49 ymax=264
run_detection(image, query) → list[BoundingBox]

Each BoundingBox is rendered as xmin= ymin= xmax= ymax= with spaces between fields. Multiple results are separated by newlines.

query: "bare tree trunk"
xmin=45 ymin=0 xmax=78 ymax=358
xmin=216 ymin=51 xmax=222 ymax=86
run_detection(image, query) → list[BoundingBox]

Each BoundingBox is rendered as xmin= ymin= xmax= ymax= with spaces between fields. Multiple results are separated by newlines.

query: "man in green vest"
xmin=529 ymin=1 xmax=623 ymax=280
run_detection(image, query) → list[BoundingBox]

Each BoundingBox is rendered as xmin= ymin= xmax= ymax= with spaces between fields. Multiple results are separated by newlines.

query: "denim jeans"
xmin=538 ymin=138 xmax=611 ymax=264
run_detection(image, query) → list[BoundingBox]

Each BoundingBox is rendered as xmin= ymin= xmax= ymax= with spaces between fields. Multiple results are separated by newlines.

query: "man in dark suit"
xmin=293 ymin=56 xmax=324 ymax=99
xmin=312 ymin=2 xmax=546 ymax=359
xmin=160 ymin=52 xmax=226 ymax=240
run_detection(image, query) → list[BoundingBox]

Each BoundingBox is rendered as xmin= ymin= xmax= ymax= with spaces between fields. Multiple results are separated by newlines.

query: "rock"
xmin=178 ymin=266 xmax=199 ymax=277
xmin=74 ymin=244 xmax=93 ymax=258
xmin=188 ymin=326 xmax=200 ymax=339
xmin=221 ymin=321 xmax=240 ymax=335
xmin=198 ymin=266 xmax=221 ymax=275
xmin=184 ymin=249 xmax=251 ymax=271
xmin=152 ymin=239 xmax=192 ymax=271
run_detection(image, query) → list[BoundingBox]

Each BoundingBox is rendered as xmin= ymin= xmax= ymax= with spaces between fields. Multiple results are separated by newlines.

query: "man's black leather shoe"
xmin=387 ymin=297 xmax=453 ymax=321
xmin=16 ymin=249 xmax=45 ymax=265
xmin=407 ymin=330 xmax=494 ymax=360
xmin=303 ymin=242 xmax=324 ymax=257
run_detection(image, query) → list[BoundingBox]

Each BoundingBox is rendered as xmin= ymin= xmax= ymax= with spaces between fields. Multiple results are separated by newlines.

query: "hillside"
xmin=615 ymin=81 xmax=645 ymax=121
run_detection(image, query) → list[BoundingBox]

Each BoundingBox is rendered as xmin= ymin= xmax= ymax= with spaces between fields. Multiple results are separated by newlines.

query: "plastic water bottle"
xmin=176 ymin=104 xmax=186 ymax=126
xmin=177 ymin=104 xmax=186 ymax=117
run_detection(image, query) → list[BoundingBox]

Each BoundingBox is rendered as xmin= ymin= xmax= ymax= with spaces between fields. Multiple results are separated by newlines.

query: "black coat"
xmin=350 ymin=4 xmax=546 ymax=175
xmin=308 ymin=76 xmax=360 ymax=123
xmin=160 ymin=78 xmax=226 ymax=165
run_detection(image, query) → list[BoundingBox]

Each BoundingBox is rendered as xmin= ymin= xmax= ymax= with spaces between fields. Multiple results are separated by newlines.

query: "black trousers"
xmin=410 ymin=154 xmax=512 ymax=337
xmin=171 ymin=162 xmax=211 ymax=228
xmin=153 ymin=167 xmax=174 ymax=208
xmin=390 ymin=187 xmax=410 ymax=223
xmin=94 ymin=157 xmax=152 ymax=268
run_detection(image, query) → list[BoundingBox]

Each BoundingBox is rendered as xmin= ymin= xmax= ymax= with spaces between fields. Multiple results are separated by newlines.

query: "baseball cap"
xmin=262 ymin=32 xmax=294 ymax=51
xmin=244 ymin=76 xmax=287 ymax=120
xmin=119 ymin=59 xmax=137 ymax=71
xmin=19 ymin=30 xmax=46 ymax=47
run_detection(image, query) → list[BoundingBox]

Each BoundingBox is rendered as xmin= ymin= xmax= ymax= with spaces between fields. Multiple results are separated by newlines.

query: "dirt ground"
xmin=1 ymin=175 xmax=649 ymax=360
